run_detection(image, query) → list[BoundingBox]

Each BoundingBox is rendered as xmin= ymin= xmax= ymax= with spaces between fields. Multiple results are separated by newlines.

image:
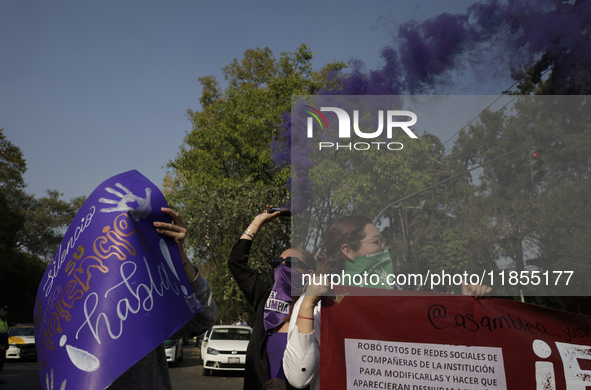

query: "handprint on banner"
xmin=98 ymin=183 xmax=152 ymax=221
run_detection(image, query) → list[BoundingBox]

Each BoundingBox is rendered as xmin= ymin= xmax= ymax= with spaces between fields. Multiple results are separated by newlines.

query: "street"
xmin=0 ymin=340 xmax=244 ymax=390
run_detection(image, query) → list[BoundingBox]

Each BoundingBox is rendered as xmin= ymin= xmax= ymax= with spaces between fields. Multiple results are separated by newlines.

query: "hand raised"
xmin=252 ymin=208 xmax=281 ymax=226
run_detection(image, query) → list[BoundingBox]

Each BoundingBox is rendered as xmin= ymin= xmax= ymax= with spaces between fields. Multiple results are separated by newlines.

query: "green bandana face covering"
xmin=343 ymin=248 xmax=397 ymax=289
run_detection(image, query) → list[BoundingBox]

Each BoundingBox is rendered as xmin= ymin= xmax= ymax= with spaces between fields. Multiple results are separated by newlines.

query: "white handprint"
xmin=98 ymin=183 xmax=152 ymax=221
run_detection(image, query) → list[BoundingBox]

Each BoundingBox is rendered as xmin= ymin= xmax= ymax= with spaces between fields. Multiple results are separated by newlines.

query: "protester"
xmin=283 ymin=215 xmax=491 ymax=389
xmin=108 ymin=207 xmax=217 ymax=390
xmin=317 ymin=216 xmax=395 ymax=289
xmin=233 ymin=316 xmax=248 ymax=326
xmin=228 ymin=209 xmax=316 ymax=390
xmin=0 ymin=305 xmax=8 ymax=386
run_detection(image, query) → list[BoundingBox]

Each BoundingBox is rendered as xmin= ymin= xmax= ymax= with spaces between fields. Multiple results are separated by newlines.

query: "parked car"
xmin=164 ymin=338 xmax=183 ymax=365
xmin=200 ymin=325 xmax=252 ymax=376
xmin=6 ymin=324 xmax=37 ymax=360
xmin=196 ymin=331 xmax=206 ymax=346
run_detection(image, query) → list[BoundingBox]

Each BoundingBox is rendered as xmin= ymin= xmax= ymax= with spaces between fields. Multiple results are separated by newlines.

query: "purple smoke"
xmin=319 ymin=57 xmax=405 ymax=96
xmin=273 ymin=0 xmax=591 ymax=212
xmin=271 ymin=109 xmax=313 ymax=214
xmin=326 ymin=0 xmax=590 ymax=94
xmin=392 ymin=0 xmax=590 ymax=93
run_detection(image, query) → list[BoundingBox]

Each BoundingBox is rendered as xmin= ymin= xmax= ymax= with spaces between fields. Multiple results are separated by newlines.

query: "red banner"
xmin=320 ymin=287 xmax=591 ymax=390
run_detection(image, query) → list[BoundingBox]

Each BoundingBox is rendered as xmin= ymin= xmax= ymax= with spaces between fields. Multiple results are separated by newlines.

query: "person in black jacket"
xmin=228 ymin=209 xmax=315 ymax=390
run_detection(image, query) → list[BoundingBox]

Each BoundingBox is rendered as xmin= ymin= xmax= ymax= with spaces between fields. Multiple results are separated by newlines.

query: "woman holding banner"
xmin=109 ymin=207 xmax=218 ymax=390
xmin=283 ymin=216 xmax=491 ymax=389
xmin=228 ymin=209 xmax=316 ymax=390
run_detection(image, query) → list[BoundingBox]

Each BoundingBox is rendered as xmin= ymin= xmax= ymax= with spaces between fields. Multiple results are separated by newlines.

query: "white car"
xmin=200 ymin=325 xmax=251 ymax=376
xmin=6 ymin=324 xmax=37 ymax=360
xmin=164 ymin=338 xmax=183 ymax=365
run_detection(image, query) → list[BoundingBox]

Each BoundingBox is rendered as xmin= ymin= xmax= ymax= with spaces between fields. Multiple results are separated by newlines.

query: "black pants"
xmin=0 ymin=349 xmax=5 ymax=375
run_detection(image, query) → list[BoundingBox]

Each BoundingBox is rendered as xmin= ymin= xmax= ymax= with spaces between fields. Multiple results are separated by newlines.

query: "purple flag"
xmin=34 ymin=170 xmax=201 ymax=390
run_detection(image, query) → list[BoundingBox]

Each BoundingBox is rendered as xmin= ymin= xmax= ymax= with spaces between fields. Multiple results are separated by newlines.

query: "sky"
xmin=0 ymin=0 xmax=513 ymax=202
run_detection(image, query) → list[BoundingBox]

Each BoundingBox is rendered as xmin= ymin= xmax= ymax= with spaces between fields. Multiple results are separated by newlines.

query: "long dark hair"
xmin=317 ymin=216 xmax=372 ymax=274
xmin=291 ymin=248 xmax=316 ymax=274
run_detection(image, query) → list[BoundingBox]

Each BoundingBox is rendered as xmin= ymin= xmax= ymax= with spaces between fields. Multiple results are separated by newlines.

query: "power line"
xmin=374 ymin=142 xmax=535 ymax=222
xmin=440 ymin=68 xmax=552 ymax=151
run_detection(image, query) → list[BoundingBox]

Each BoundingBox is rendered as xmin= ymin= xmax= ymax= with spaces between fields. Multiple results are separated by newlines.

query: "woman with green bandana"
xmin=282 ymin=216 xmax=491 ymax=390
xmin=321 ymin=216 xmax=395 ymax=290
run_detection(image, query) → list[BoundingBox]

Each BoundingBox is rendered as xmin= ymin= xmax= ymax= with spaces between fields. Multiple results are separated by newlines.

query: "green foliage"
xmin=294 ymin=131 xmax=437 ymax=254
xmin=177 ymin=183 xmax=290 ymax=324
xmin=0 ymin=128 xmax=84 ymax=322
xmin=295 ymin=94 xmax=589 ymax=298
xmin=449 ymin=107 xmax=534 ymax=275
xmin=290 ymin=108 xmax=500 ymax=295
xmin=531 ymin=179 xmax=591 ymax=295
xmin=166 ymin=44 xmax=590 ymax=306
xmin=447 ymin=96 xmax=591 ymax=296
xmin=0 ymin=190 xmax=23 ymax=251
xmin=0 ymin=249 xmax=46 ymax=323
xmin=0 ymin=128 xmax=26 ymax=193
xmin=176 ymin=46 xmax=319 ymax=190
xmin=419 ymin=229 xmax=471 ymax=292
xmin=166 ymin=45 xmax=327 ymax=323
xmin=16 ymin=190 xmax=86 ymax=261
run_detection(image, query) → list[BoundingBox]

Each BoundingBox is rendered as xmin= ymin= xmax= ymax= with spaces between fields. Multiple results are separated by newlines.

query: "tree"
xmin=292 ymin=123 xmax=438 ymax=256
xmin=16 ymin=190 xmax=86 ymax=261
xmin=0 ymin=128 xmax=27 ymax=252
xmin=0 ymin=248 xmax=47 ymax=324
xmin=512 ymin=0 xmax=591 ymax=96
xmin=0 ymin=128 xmax=26 ymax=194
xmin=0 ymin=190 xmax=23 ymax=252
xmin=166 ymin=45 xmax=329 ymax=323
xmin=0 ymin=128 xmax=85 ymax=322
xmin=447 ymin=95 xmax=591 ymax=296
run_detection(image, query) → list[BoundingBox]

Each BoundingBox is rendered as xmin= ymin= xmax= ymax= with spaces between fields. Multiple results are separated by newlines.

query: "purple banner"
xmin=34 ymin=170 xmax=201 ymax=390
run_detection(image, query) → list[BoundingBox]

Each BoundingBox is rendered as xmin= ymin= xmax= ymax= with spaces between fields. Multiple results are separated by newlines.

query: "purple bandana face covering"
xmin=264 ymin=264 xmax=303 ymax=332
